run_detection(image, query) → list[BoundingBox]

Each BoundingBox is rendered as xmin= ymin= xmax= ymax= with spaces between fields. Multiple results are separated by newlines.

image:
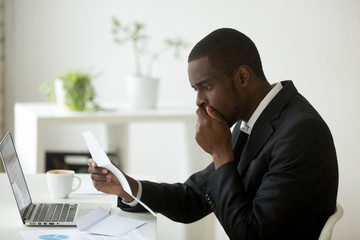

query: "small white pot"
xmin=126 ymin=74 xmax=159 ymax=109
xmin=54 ymin=78 xmax=68 ymax=110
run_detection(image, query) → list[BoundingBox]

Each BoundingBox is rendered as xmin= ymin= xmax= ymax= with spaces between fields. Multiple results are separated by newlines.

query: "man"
xmin=88 ymin=28 xmax=338 ymax=239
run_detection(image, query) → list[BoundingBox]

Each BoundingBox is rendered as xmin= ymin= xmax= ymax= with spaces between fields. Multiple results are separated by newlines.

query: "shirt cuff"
xmin=121 ymin=180 xmax=142 ymax=207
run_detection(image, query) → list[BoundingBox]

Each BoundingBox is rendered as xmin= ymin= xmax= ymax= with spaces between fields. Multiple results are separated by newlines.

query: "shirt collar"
xmin=240 ymin=82 xmax=283 ymax=134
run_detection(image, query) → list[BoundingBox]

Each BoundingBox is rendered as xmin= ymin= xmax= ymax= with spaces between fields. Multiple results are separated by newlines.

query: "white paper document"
xmin=82 ymin=131 xmax=156 ymax=217
xmin=71 ymin=180 xmax=106 ymax=195
xmin=21 ymin=228 xmax=147 ymax=240
xmin=76 ymin=207 xmax=145 ymax=237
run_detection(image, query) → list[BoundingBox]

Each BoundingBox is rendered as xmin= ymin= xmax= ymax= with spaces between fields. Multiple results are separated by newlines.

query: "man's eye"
xmin=203 ymin=85 xmax=211 ymax=90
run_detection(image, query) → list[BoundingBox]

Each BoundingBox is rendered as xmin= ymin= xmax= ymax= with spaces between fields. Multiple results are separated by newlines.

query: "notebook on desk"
xmin=0 ymin=132 xmax=110 ymax=227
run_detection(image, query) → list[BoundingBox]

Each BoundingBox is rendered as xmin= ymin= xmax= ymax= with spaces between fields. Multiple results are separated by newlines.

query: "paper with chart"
xmin=82 ymin=131 xmax=156 ymax=217
xmin=21 ymin=228 xmax=147 ymax=240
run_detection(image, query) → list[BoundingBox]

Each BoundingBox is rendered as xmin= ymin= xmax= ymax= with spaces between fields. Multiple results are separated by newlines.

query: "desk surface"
xmin=0 ymin=173 xmax=156 ymax=239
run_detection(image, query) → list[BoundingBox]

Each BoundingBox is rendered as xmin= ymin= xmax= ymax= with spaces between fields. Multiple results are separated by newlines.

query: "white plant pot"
xmin=54 ymin=79 xmax=68 ymax=110
xmin=126 ymin=74 xmax=159 ymax=109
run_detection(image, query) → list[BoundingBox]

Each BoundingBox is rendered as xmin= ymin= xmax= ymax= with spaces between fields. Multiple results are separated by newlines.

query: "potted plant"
xmin=40 ymin=69 xmax=102 ymax=111
xmin=111 ymin=17 xmax=189 ymax=109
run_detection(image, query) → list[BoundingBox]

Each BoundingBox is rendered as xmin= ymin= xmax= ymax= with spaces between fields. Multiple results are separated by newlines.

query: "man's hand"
xmin=87 ymin=158 xmax=138 ymax=202
xmin=196 ymin=106 xmax=234 ymax=169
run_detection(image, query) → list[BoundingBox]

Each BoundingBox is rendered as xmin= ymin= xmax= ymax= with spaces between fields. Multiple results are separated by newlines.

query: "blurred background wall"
xmin=2 ymin=0 xmax=360 ymax=239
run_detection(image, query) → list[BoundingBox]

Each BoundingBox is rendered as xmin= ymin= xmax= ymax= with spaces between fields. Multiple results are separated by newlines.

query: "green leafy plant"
xmin=40 ymin=70 xmax=102 ymax=111
xmin=111 ymin=17 xmax=189 ymax=78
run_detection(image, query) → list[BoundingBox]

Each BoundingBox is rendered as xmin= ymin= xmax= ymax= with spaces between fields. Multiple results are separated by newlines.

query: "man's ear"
xmin=234 ymin=65 xmax=252 ymax=87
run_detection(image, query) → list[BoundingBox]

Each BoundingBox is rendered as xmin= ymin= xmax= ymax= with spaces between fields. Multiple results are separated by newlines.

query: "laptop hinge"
xmin=24 ymin=204 xmax=36 ymax=220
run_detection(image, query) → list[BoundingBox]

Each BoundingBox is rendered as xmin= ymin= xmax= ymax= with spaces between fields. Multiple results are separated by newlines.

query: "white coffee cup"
xmin=46 ymin=169 xmax=81 ymax=198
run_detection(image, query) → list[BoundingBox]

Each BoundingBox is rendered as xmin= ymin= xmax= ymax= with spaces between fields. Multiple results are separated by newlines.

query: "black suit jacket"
xmin=119 ymin=81 xmax=339 ymax=240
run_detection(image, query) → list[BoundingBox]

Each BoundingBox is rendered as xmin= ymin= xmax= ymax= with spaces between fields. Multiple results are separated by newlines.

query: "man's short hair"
xmin=188 ymin=28 xmax=265 ymax=79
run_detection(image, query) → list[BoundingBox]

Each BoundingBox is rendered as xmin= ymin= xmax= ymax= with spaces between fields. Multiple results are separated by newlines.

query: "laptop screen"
xmin=0 ymin=132 xmax=32 ymax=218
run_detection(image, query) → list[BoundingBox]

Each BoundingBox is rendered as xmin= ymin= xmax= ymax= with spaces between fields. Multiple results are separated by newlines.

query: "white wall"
xmin=5 ymin=0 xmax=360 ymax=239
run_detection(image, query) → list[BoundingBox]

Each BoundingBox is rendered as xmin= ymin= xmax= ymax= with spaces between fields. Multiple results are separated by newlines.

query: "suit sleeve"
xmin=118 ymin=163 xmax=214 ymax=223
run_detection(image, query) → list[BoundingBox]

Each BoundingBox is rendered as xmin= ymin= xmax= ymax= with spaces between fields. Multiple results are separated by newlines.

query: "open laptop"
xmin=0 ymin=132 xmax=110 ymax=226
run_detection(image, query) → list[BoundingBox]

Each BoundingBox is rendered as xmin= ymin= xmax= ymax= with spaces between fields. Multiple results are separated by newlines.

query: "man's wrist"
xmin=122 ymin=180 xmax=142 ymax=207
xmin=213 ymin=148 xmax=234 ymax=169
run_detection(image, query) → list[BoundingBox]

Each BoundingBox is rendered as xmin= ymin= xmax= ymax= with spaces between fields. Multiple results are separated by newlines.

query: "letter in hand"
xmin=84 ymin=131 xmax=156 ymax=217
xmin=196 ymin=106 xmax=234 ymax=169
xmin=88 ymin=158 xmax=157 ymax=217
xmin=83 ymin=131 xmax=138 ymax=202
xmin=87 ymin=158 xmax=137 ymax=202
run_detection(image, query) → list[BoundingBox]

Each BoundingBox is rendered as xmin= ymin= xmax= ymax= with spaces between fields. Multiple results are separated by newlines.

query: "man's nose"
xmin=196 ymin=91 xmax=206 ymax=108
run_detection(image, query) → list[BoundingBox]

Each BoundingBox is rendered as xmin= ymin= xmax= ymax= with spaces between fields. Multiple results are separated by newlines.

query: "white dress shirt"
xmin=240 ymin=82 xmax=283 ymax=135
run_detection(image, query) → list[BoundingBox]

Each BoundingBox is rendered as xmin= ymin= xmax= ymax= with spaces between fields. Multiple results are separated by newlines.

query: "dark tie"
xmin=232 ymin=121 xmax=249 ymax=163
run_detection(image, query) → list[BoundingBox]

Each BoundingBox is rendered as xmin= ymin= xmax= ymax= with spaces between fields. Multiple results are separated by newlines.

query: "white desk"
xmin=0 ymin=173 xmax=157 ymax=239
xmin=14 ymin=103 xmax=204 ymax=174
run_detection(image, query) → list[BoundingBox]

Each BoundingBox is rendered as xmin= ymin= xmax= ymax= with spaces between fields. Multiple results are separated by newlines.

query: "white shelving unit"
xmin=14 ymin=102 xmax=204 ymax=174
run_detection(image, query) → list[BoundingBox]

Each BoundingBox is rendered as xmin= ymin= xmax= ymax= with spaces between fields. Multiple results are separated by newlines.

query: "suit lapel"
xmin=238 ymin=122 xmax=273 ymax=175
xmin=237 ymin=80 xmax=299 ymax=176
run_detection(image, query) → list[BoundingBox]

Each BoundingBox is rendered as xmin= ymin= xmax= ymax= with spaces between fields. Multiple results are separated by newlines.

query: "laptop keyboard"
xmin=33 ymin=203 xmax=78 ymax=222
